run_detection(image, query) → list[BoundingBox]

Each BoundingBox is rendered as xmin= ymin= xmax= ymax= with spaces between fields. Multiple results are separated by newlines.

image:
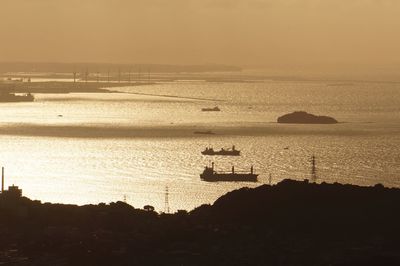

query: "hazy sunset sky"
xmin=1 ymin=0 xmax=399 ymax=67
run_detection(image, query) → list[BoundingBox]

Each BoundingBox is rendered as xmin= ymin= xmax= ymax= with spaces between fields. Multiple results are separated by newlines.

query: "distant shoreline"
xmin=0 ymin=80 xmax=223 ymax=102
xmin=0 ymin=81 xmax=150 ymax=94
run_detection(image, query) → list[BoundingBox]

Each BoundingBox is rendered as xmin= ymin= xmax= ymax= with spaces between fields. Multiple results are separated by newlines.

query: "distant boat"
xmin=0 ymin=92 xmax=34 ymax=103
xmin=200 ymin=162 xmax=258 ymax=182
xmin=194 ymin=131 xmax=215 ymax=135
xmin=201 ymin=106 xmax=220 ymax=112
xmin=201 ymin=145 xmax=240 ymax=156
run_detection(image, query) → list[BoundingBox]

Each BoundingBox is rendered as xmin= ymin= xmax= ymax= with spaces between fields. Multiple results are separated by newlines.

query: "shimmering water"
xmin=0 ymin=81 xmax=399 ymax=211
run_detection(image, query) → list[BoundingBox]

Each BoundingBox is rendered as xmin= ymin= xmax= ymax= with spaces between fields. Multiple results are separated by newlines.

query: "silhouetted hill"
xmin=1 ymin=179 xmax=400 ymax=265
xmin=278 ymin=111 xmax=338 ymax=124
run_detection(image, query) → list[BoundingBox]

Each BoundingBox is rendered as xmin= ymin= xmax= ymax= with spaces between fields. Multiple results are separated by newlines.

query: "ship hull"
xmin=201 ymin=151 xmax=240 ymax=156
xmin=201 ymin=107 xmax=220 ymax=111
xmin=200 ymin=173 xmax=258 ymax=182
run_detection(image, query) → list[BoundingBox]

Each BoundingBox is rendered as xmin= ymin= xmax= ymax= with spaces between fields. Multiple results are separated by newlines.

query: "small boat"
xmin=194 ymin=131 xmax=215 ymax=135
xmin=200 ymin=162 xmax=258 ymax=182
xmin=201 ymin=145 xmax=240 ymax=156
xmin=201 ymin=106 xmax=220 ymax=112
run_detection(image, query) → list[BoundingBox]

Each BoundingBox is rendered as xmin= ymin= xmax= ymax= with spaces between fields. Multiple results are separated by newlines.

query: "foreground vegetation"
xmin=1 ymin=179 xmax=399 ymax=265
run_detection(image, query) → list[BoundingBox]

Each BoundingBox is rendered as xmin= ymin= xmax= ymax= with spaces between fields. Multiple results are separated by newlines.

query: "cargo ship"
xmin=201 ymin=145 xmax=240 ymax=156
xmin=200 ymin=162 xmax=258 ymax=182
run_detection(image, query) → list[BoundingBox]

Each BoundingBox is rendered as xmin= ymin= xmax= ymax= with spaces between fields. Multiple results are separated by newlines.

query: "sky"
xmin=0 ymin=0 xmax=400 ymax=68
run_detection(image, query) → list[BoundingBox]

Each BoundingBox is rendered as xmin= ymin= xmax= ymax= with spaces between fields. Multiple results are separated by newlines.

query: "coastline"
xmin=0 ymin=81 xmax=150 ymax=94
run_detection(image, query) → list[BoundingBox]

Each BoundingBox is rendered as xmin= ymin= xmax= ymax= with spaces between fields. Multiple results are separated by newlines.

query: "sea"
xmin=0 ymin=78 xmax=399 ymax=211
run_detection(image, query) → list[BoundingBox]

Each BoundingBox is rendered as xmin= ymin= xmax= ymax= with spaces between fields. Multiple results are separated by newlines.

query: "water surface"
xmin=0 ymin=80 xmax=399 ymax=211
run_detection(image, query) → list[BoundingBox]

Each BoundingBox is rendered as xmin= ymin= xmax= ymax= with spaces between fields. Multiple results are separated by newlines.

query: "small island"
xmin=277 ymin=111 xmax=338 ymax=124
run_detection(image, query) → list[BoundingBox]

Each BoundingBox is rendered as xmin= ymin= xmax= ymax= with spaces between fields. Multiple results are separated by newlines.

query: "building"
xmin=1 ymin=167 xmax=23 ymax=198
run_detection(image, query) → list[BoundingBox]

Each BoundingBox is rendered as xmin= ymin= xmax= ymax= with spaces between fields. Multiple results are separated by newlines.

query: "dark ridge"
xmin=1 ymin=179 xmax=400 ymax=265
xmin=277 ymin=111 xmax=338 ymax=124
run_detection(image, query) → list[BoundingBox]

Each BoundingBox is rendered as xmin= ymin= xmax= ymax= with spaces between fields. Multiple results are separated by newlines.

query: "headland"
xmin=0 ymin=81 xmax=142 ymax=94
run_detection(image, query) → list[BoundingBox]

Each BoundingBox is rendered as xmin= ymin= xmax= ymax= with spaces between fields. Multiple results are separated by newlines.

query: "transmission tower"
xmin=164 ymin=185 xmax=170 ymax=214
xmin=311 ymin=155 xmax=317 ymax=183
